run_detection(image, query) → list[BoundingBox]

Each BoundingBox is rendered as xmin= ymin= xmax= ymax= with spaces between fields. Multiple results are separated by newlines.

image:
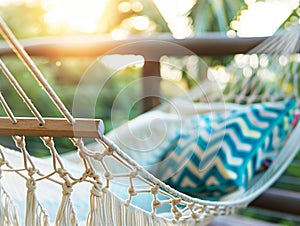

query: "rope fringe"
xmin=94 ymin=189 xmax=177 ymax=226
xmin=25 ymin=179 xmax=37 ymax=226
xmin=0 ymin=16 xmax=299 ymax=225
xmin=86 ymin=183 xmax=104 ymax=226
xmin=55 ymin=183 xmax=78 ymax=226
xmin=36 ymin=203 xmax=50 ymax=226
xmin=0 ymin=186 xmax=19 ymax=226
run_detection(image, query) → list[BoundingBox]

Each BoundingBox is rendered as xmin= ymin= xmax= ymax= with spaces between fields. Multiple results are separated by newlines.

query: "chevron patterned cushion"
xmin=156 ymin=100 xmax=296 ymax=200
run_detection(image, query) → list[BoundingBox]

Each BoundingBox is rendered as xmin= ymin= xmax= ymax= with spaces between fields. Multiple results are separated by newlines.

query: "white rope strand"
xmin=0 ymin=17 xmax=75 ymax=124
xmin=0 ymin=61 xmax=45 ymax=125
xmin=0 ymin=92 xmax=17 ymax=124
xmin=249 ymin=24 xmax=300 ymax=55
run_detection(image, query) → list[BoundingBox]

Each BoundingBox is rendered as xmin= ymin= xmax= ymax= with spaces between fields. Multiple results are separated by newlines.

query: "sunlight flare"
xmin=232 ymin=0 xmax=299 ymax=37
xmin=42 ymin=0 xmax=108 ymax=33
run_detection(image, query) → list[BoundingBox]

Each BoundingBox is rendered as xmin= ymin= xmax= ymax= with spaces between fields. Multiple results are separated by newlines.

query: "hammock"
xmin=0 ymin=16 xmax=299 ymax=226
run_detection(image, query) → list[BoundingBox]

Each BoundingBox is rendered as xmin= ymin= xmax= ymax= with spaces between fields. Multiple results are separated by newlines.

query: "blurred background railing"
xmin=0 ymin=34 xmax=299 ymax=225
xmin=1 ymin=0 xmax=300 ymax=225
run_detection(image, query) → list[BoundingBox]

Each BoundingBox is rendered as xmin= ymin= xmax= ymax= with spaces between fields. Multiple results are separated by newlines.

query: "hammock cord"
xmin=0 ymin=92 xmax=17 ymax=124
xmin=0 ymin=16 xmax=299 ymax=226
xmin=222 ymin=23 xmax=300 ymax=106
xmin=0 ymin=17 xmax=75 ymax=125
xmin=249 ymin=24 xmax=300 ymax=55
xmin=0 ymin=60 xmax=45 ymax=125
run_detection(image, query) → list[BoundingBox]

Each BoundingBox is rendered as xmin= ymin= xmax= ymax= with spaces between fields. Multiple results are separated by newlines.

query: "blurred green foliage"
xmin=0 ymin=1 xmax=299 ymax=225
xmin=0 ymin=1 xmax=244 ymax=155
xmin=191 ymin=0 xmax=245 ymax=33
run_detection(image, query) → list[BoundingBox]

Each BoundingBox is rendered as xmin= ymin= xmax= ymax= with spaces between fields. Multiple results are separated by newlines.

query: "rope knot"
xmin=42 ymin=137 xmax=53 ymax=147
xmin=171 ymin=198 xmax=181 ymax=206
xmin=91 ymin=183 xmax=102 ymax=197
xmin=80 ymin=168 xmax=94 ymax=182
xmin=104 ymin=147 xmax=114 ymax=156
xmin=57 ymin=168 xmax=68 ymax=177
xmin=107 ymin=147 xmax=114 ymax=154
xmin=0 ymin=159 xmax=7 ymax=166
xmin=94 ymin=152 xmax=103 ymax=161
xmin=62 ymin=183 xmax=73 ymax=195
xmin=28 ymin=167 xmax=37 ymax=177
xmin=93 ymin=174 xmax=100 ymax=181
xmin=191 ymin=212 xmax=199 ymax=219
xmin=14 ymin=136 xmax=25 ymax=149
xmin=74 ymin=138 xmax=84 ymax=150
xmin=152 ymin=199 xmax=161 ymax=209
xmin=172 ymin=205 xmax=182 ymax=219
xmin=150 ymin=185 xmax=159 ymax=194
xmin=26 ymin=178 xmax=36 ymax=192
xmin=104 ymin=171 xmax=113 ymax=180
xmin=128 ymin=187 xmax=137 ymax=196
xmin=130 ymin=169 xmax=138 ymax=178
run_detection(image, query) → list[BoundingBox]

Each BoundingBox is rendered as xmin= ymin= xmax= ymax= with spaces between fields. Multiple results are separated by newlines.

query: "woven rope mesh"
xmin=0 ymin=17 xmax=299 ymax=226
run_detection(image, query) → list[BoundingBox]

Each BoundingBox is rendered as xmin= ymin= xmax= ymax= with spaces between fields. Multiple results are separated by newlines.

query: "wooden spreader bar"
xmin=0 ymin=117 xmax=103 ymax=138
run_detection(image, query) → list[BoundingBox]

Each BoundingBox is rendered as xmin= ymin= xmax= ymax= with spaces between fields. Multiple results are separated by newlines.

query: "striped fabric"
xmin=156 ymin=100 xmax=296 ymax=200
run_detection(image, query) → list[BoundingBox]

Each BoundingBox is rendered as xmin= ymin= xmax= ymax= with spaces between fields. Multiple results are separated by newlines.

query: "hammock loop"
xmin=72 ymin=138 xmax=95 ymax=159
xmin=80 ymin=167 xmax=95 ymax=182
xmin=171 ymin=205 xmax=182 ymax=220
xmin=82 ymin=169 xmax=91 ymax=180
xmin=13 ymin=136 xmax=37 ymax=172
xmin=14 ymin=135 xmax=25 ymax=150
xmin=171 ymin=198 xmax=183 ymax=220
xmin=42 ymin=136 xmax=54 ymax=148
xmin=57 ymin=167 xmax=73 ymax=188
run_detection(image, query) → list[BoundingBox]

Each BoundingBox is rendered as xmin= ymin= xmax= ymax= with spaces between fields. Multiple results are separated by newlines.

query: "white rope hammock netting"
xmin=0 ymin=16 xmax=300 ymax=226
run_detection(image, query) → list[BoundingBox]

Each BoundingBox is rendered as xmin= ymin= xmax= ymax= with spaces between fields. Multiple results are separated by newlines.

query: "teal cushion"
xmin=156 ymin=100 xmax=296 ymax=200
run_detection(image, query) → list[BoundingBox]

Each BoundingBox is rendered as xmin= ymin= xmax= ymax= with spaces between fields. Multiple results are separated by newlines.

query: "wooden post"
xmin=142 ymin=60 xmax=161 ymax=112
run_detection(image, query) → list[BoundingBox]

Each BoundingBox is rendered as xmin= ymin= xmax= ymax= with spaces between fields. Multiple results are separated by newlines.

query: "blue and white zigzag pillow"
xmin=156 ymin=100 xmax=296 ymax=200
